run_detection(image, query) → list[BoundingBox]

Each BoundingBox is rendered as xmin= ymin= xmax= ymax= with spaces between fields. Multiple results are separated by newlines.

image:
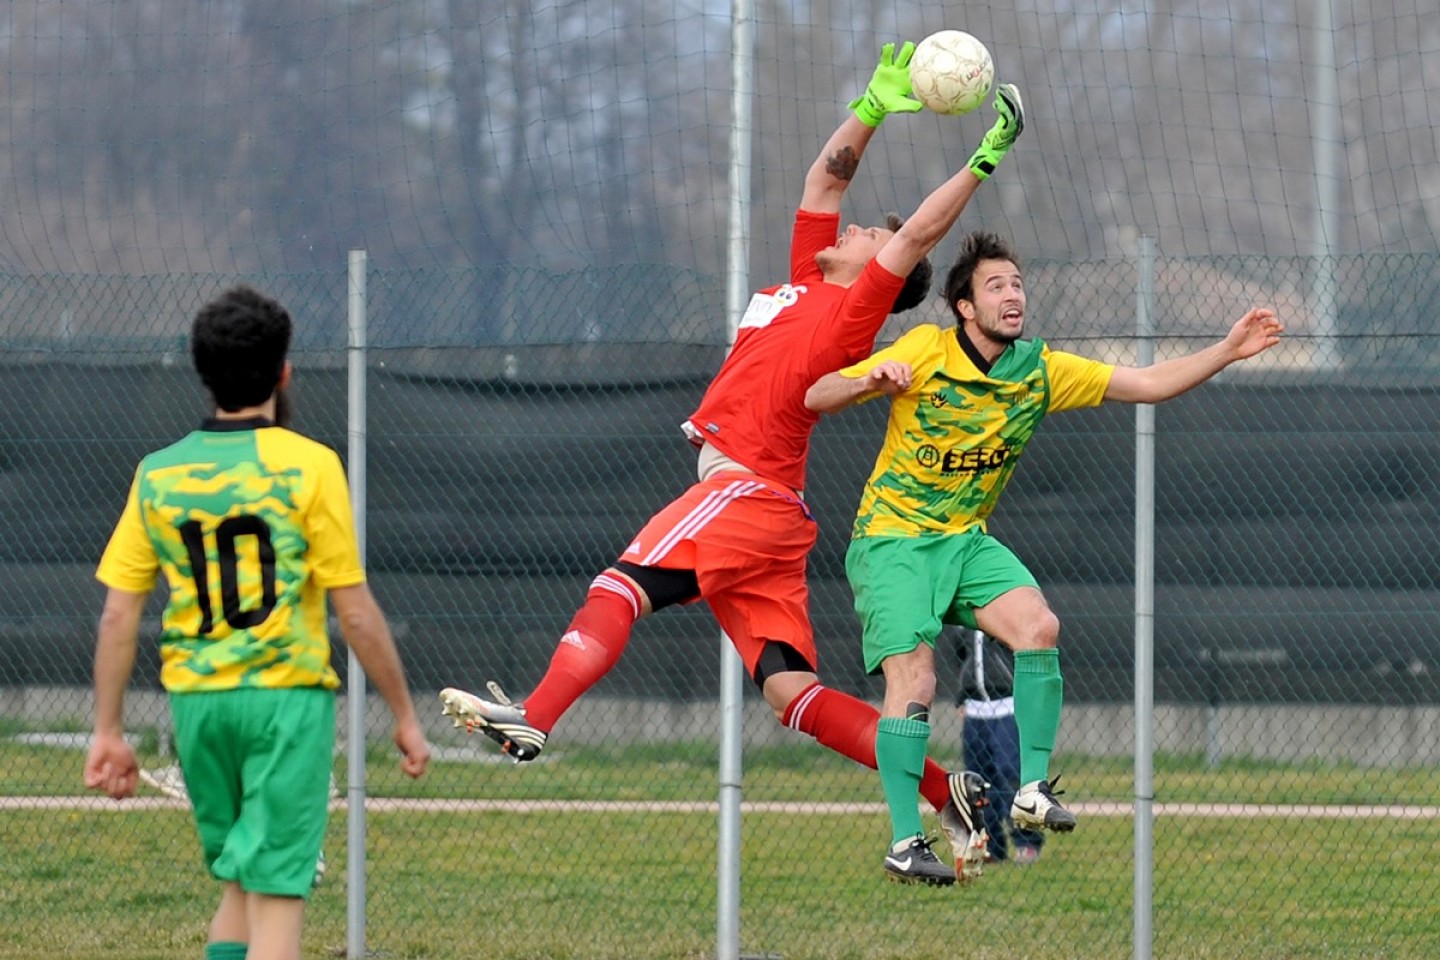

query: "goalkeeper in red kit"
xmin=440 ymin=43 xmax=1025 ymax=886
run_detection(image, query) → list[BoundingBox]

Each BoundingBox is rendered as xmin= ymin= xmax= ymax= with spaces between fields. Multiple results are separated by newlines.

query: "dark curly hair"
xmin=941 ymin=231 xmax=1022 ymax=322
xmin=190 ymin=285 xmax=292 ymax=412
xmin=886 ymin=213 xmax=933 ymax=314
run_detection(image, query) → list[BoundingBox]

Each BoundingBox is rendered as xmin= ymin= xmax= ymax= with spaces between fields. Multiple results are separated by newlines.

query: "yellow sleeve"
xmin=305 ymin=449 xmax=366 ymax=589
xmin=837 ymin=324 xmax=949 ymax=401
xmin=1044 ymin=348 xmax=1115 ymax=413
xmin=95 ymin=468 xmax=159 ymax=594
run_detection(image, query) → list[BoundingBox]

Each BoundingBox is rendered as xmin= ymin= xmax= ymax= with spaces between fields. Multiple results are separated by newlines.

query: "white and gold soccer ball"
xmin=908 ymin=30 xmax=995 ymax=116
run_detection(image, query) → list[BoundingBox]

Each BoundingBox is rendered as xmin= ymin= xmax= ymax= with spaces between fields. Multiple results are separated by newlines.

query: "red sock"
xmin=520 ymin=573 xmax=641 ymax=731
xmin=782 ymin=683 xmax=952 ymax=812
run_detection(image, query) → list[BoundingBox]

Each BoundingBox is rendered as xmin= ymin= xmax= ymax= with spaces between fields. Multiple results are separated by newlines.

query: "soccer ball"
xmin=908 ymin=30 xmax=995 ymax=116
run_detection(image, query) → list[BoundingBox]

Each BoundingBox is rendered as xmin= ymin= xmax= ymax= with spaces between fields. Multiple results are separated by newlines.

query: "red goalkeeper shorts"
xmin=621 ymin=472 xmax=817 ymax=675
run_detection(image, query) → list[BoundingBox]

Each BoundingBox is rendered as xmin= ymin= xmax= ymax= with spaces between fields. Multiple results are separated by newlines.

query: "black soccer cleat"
xmin=938 ymin=770 xmax=991 ymax=882
xmin=883 ymin=835 xmax=957 ymax=886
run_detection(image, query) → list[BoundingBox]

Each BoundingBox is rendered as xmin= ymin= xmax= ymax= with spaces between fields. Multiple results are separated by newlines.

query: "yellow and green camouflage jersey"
xmin=844 ymin=324 xmax=1114 ymax=538
xmin=96 ymin=419 xmax=364 ymax=692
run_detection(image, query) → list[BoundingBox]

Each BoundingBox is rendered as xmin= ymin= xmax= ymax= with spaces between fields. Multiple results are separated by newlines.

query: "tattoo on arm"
xmin=825 ymin=145 xmax=860 ymax=182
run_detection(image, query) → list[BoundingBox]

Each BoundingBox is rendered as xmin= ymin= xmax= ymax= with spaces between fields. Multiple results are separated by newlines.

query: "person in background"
xmin=84 ymin=285 xmax=430 ymax=960
xmin=954 ymin=627 xmax=1043 ymax=864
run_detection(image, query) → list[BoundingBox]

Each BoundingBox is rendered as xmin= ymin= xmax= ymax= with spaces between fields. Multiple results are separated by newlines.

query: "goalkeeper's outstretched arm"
xmin=801 ymin=41 xmax=924 ymax=214
xmin=875 ymin=83 xmax=1025 ymax=279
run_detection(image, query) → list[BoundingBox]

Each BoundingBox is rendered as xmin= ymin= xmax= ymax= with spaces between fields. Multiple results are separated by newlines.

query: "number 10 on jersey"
xmin=177 ymin=516 xmax=278 ymax=634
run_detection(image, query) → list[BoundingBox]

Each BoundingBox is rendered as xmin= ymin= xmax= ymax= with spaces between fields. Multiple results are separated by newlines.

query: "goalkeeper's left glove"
xmin=967 ymin=83 xmax=1025 ymax=180
xmin=848 ymin=41 xmax=925 ymax=128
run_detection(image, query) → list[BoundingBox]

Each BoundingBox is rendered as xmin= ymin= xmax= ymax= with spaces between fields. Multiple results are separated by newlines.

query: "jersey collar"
xmin=954 ymin=325 xmax=995 ymax=376
xmin=201 ymin=416 xmax=275 ymax=432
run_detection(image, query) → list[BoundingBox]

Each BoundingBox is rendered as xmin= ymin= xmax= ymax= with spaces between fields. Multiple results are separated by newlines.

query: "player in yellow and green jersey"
xmin=807 ymin=230 xmax=1282 ymax=863
xmin=84 ymin=286 xmax=430 ymax=960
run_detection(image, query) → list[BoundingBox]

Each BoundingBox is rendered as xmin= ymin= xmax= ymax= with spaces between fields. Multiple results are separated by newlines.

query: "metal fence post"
xmin=717 ymin=3 xmax=755 ymax=959
xmin=1133 ymin=235 xmax=1156 ymax=960
xmin=347 ymin=249 xmax=370 ymax=958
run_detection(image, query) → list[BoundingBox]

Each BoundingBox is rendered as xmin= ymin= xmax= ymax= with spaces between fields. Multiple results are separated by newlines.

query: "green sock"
xmin=875 ymin=716 xmax=931 ymax=846
xmin=1013 ymin=648 xmax=1063 ymax=785
xmin=204 ymin=943 xmax=247 ymax=960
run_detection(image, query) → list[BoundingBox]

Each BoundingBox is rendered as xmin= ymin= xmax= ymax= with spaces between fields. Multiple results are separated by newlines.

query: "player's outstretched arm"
xmin=801 ymin=42 xmax=922 ymax=214
xmin=876 ymin=83 xmax=1026 ymax=278
xmin=330 ymin=583 xmax=432 ymax=779
xmin=1104 ymin=307 xmax=1283 ymax=404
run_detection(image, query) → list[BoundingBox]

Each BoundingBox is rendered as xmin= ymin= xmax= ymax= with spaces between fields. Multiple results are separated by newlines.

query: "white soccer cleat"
xmin=1012 ymin=776 xmax=1078 ymax=832
xmin=439 ymin=682 xmax=547 ymax=762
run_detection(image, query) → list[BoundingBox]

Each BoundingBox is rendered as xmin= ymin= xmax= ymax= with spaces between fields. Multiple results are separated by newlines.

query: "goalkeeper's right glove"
xmin=967 ymin=83 xmax=1025 ymax=180
xmin=848 ymin=41 xmax=924 ymax=128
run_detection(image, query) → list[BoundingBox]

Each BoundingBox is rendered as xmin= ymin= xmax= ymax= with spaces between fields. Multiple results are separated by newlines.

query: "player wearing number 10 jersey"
xmin=98 ymin=424 xmax=362 ymax=692
xmin=85 ymin=286 xmax=428 ymax=960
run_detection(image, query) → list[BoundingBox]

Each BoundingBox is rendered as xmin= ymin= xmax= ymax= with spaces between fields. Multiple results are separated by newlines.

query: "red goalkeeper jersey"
xmin=685 ymin=209 xmax=905 ymax=492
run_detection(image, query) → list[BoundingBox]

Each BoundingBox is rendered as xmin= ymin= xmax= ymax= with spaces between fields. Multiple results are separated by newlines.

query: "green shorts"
xmin=845 ymin=531 xmax=1038 ymax=674
xmin=171 ymin=687 xmax=335 ymax=898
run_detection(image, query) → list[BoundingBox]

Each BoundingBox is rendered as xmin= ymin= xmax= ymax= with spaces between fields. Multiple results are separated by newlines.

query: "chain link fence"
xmin=2 ymin=255 xmax=1438 ymax=959
xmin=1 ymin=0 xmax=1437 ymax=955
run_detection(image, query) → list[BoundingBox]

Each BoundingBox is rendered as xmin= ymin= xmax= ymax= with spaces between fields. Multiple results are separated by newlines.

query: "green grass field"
xmin=3 ymin=731 xmax=1438 ymax=959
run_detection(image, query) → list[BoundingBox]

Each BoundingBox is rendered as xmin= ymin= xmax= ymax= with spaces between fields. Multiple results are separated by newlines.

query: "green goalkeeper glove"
xmin=967 ymin=83 xmax=1025 ymax=180
xmin=848 ymin=42 xmax=924 ymax=128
